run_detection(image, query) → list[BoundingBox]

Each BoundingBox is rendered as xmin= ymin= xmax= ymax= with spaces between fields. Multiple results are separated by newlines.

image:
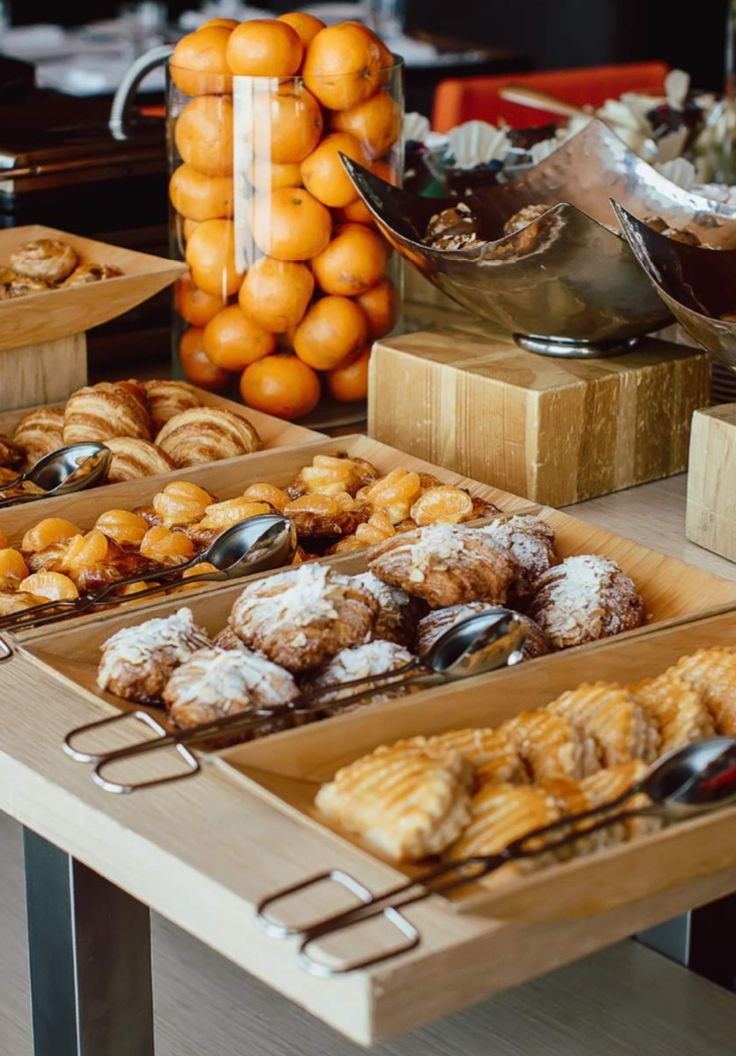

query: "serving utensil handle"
xmin=498 ymin=84 xmax=588 ymax=118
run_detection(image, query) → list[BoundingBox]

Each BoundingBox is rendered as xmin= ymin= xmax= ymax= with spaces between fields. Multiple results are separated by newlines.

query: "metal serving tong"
xmin=255 ymin=737 xmax=736 ymax=975
xmin=0 ymin=442 xmax=112 ymax=509
xmin=63 ymin=609 xmax=528 ymax=794
xmin=0 ymin=513 xmax=296 ymax=633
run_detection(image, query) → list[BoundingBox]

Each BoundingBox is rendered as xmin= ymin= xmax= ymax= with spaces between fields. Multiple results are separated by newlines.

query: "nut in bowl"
xmin=168 ymin=15 xmax=404 ymax=418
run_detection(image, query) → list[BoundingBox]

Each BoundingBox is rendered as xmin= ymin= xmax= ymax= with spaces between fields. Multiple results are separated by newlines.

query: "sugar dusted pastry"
xmin=155 ymin=406 xmax=260 ymax=467
xmin=527 ymin=554 xmax=645 ymax=648
xmin=502 ymin=708 xmax=598 ymax=783
xmin=427 ymin=726 xmax=527 ymax=786
xmin=62 ymin=262 xmax=122 ymax=287
xmin=229 ymin=563 xmax=378 ymax=673
xmin=97 ymin=607 xmax=211 ymax=704
xmin=212 ymin=626 xmax=245 ymax=650
xmin=547 ymin=682 xmax=660 ymax=767
xmin=665 ymin=648 xmax=736 ymax=735
xmin=63 ymin=381 xmax=152 ymax=444
xmin=142 ymin=380 xmax=202 ymax=433
xmin=12 ymin=406 xmax=65 ymax=465
xmin=369 ymin=525 xmax=518 ymax=609
xmin=307 ymin=640 xmax=414 ymax=708
xmin=288 ymin=453 xmax=377 ymax=498
xmin=316 ymin=739 xmax=473 ymax=861
xmin=480 ymin=515 xmax=557 ymax=599
xmin=11 ymin=238 xmax=78 ymax=284
xmin=415 ymin=603 xmax=551 ymax=660
xmin=104 ymin=438 xmax=175 ymax=482
xmin=352 ymin=571 xmax=420 ymax=646
xmin=283 ymin=492 xmax=371 ymax=539
xmin=163 ymin=645 xmax=298 ymax=728
xmin=630 ymin=673 xmax=714 ymax=754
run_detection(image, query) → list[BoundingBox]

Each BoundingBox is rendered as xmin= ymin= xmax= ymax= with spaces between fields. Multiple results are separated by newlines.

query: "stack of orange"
xmin=169 ymin=14 xmax=401 ymax=420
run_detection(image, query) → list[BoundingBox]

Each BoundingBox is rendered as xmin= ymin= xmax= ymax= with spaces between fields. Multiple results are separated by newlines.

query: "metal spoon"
xmin=62 ymin=609 xmax=527 ymax=794
xmin=0 ymin=513 xmax=297 ymax=632
xmin=0 ymin=443 xmax=112 ymax=508
xmin=256 ymin=737 xmax=736 ymax=974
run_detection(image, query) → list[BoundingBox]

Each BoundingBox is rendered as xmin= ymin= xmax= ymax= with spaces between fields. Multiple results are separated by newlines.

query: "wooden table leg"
xmin=23 ymin=828 xmax=154 ymax=1056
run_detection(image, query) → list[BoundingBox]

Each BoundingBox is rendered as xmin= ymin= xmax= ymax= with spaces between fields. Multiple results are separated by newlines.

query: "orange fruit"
xmin=334 ymin=196 xmax=373 ymax=225
xmin=175 ymin=271 xmax=226 ymax=327
xmin=203 ymin=305 xmax=276 ymax=370
xmin=199 ymin=17 xmax=239 ymax=29
xmin=174 ymin=95 xmax=233 ymax=176
xmin=311 ymin=222 xmax=388 ymax=295
xmin=344 ymin=20 xmax=395 ymax=68
xmin=331 ymin=89 xmax=401 ymax=159
xmin=326 ymin=347 xmax=370 ymax=401
xmin=178 ymin=327 xmax=230 ymax=391
xmin=293 ymin=295 xmax=369 ymax=369
xmin=0 ymin=548 xmax=28 ymax=583
xmin=240 ymin=354 xmax=321 ymax=419
xmin=170 ymin=26 xmax=232 ymax=96
xmin=250 ymin=187 xmax=331 ymax=261
xmin=185 ymin=218 xmax=243 ymax=296
xmin=277 ymin=11 xmax=325 ymax=48
xmin=22 ymin=517 xmax=80 ymax=552
xmin=182 ymin=218 xmax=200 ymax=241
xmin=373 ymin=158 xmax=399 ymax=184
xmin=225 ymin=19 xmax=303 ymax=76
xmin=303 ymin=23 xmax=382 ymax=111
xmin=249 ymin=159 xmax=302 ymax=191
xmin=95 ymin=510 xmax=149 ymax=547
xmin=238 ymin=257 xmax=314 ymax=333
xmin=301 ymin=131 xmax=368 ymax=208
xmin=246 ymin=83 xmax=323 ymax=165
xmin=169 ymin=163 xmax=233 ymax=221
xmin=355 ymin=275 xmax=398 ymax=338
xmin=20 ymin=571 xmax=79 ymax=602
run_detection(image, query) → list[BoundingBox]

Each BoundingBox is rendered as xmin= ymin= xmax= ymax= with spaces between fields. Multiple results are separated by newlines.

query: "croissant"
xmin=479 ymin=515 xmax=558 ymax=599
xmin=63 ymin=381 xmax=152 ymax=444
xmin=0 ymin=434 xmax=25 ymax=470
xmin=10 ymin=238 xmax=78 ymax=284
xmin=142 ymin=380 xmax=202 ymax=433
xmin=103 ymin=437 xmax=176 ymax=482
xmin=155 ymin=406 xmax=261 ymax=467
xmin=12 ymin=406 xmax=65 ymax=466
xmin=61 ymin=262 xmax=122 ymax=287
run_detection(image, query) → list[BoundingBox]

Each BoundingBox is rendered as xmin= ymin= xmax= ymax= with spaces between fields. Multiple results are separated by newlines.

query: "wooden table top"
xmin=0 ymin=467 xmax=734 ymax=1046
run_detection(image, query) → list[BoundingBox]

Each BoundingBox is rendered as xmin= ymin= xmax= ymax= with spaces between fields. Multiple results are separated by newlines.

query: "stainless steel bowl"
xmin=342 ymin=120 xmax=736 ymax=358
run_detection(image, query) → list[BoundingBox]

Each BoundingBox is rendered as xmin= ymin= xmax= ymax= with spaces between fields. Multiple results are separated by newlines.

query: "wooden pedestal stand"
xmin=1 ymin=333 xmax=87 ymax=411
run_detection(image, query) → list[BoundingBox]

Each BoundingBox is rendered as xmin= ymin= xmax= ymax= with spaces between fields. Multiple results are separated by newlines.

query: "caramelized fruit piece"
xmin=329 ymin=535 xmax=366 ymax=554
xmin=118 ymin=581 xmax=162 ymax=599
xmin=0 ymin=548 xmax=29 ymax=585
xmin=0 ymin=590 xmax=48 ymax=615
xmin=95 ymin=509 xmax=149 ymax=546
xmin=22 ymin=517 xmax=80 ymax=553
xmin=361 ymin=469 xmax=422 ymax=524
xmin=139 ymin=526 xmax=195 ymax=565
xmin=242 ymin=482 xmax=290 ymax=511
xmin=286 ymin=491 xmax=357 ymax=513
xmin=354 ymin=510 xmax=396 ymax=544
xmin=197 ymin=498 xmax=271 ymax=531
xmin=410 ymin=485 xmax=474 ymax=526
xmin=183 ymin=561 xmax=218 ymax=578
xmin=292 ymin=454 xmax=377 ymax=497
xmin=152 ymin=481 xmax=213 ymax=527
xmin=19 ymin=571 xmax=79 ymax=601
xmin=62 ymin=530 xmax=109 ymax=578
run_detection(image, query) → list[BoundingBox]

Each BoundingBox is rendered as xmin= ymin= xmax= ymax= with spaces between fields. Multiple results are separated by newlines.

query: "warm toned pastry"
xmin=630 ymin=673 xmax=715 ymax=754
xmin=97 ymin=607 xmax=211 ymax=704
xmin=229 ymin=563 xmax=378 ymax=673
xmin=369 ymin=525 xmax=518 ymax=609
xmin=503 ymin=203 xmax=550 ymax=236
xmin=142 ymin=380 xmax=202 ymax=433
xmin=212 ymin=626 xmax=245 ymax=650
xmin=415 ymin=603 xmax=551 ymax=661
xmin=502 ymin=708 xmax=598 ymax=783
xmin=283 ymin=492 xmax=371 ymax=538
xmin=0 ymin=589 xmax=47 ymax=615
xmin=195 ymin=497 xmax=272 ymax=533
xmin=359 ymin=468 xmax=423 ymax=524
xmin=163 ymin=645 xmax=298 ymax=728
xmin=152 ymin=481 xmax=214 ymax=528
xmin=307 ymin=640 xmax=414 ymax=710
xmin=352 ymin=571 xmax=421 ymax=646
xmin=480 ymin=515 xmax=557 ymax=599
xmin=61 ymin=263 xmax=122 ymax=287
xmin=12 ymin=406 xmax=65 ymax=466
xmin=63 ymin=381 xmax=152 ymax=445
xmin=665 ymin=648 xmax=736 ymax=735
xmin=287 ymin=453 xmax=378 ymax=498
xmin=427 ymin=726 xmax=527 ymax=786
xmin=155 ymin=406 xmax=260 ymax=467
xmin=104 ymin=438 xmax=175 ymax=483
xmin=139 ymin=526 xmax=194 ymax=566
xmin=581 ymin=759 xmax=657 ymax=840
xmin=527 ymin=555 xmax=645 ymax=649
xmin=410 ymin=485 xmax=495 ymax=526
xmin=26 ymin=530 xmax=148 ymax=591
xmin=10 ymin=238 xmax=78 ymax=284
xmin=546 ymin=682 xmax=660 ymax=767
xmin=0 ymin=273 xmax=50 ymax=299
xmin=0 ymin=469 xmax=43 ymax=499
xmin=0 ymin=434 xmax=25 ymax=470
xmin=316 ymin=739 xmax=473 ymax=861
xmin=242 ymin=482 xmax=291 ymax=512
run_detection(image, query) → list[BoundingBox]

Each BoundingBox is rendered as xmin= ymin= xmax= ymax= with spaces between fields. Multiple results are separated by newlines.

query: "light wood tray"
xmin=0 ymin=224 xmax=186 ymax=353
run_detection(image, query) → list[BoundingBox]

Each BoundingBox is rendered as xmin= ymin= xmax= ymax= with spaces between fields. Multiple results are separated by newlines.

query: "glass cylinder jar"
xmin=167 ymin=48 xmax=404 ymax=422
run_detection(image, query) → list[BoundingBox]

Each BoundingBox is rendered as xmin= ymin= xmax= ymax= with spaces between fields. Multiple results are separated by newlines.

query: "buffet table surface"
xmin=0 ymin=459 xmax=735 ymax=1054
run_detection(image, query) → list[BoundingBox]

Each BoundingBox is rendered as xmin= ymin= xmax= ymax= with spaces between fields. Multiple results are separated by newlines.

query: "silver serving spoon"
xmin=256 ymin=737 xmax=736 ymax=974
xmin=0 ymin=443 xmax=112 ymax=508
xmin=0 ymin=513 xmax=297 ymax=632
xmin=62 ymin=609 xmax=527 ymax=794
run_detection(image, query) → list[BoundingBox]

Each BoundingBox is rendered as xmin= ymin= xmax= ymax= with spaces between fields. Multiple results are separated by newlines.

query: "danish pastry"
xmin=142 ymin=380 xmax=202 ymax=433
xmin=163 ymin=645 xmax=298 ymax=728
xmin=527 ymin=554 xmax=645 ymax=649
xmin=306 ymin=640 xmax=414 ymax=709
xmin=104 ymin=438 xmax=175 ymax=482
xmin=546 ymin=682 xmax=660 ymax=767
xmin=665 ymin=648 xmax=736 ymax=735
xmin=630 ymin=673 xmax=714 ymax=754
xmin=502 ymin=708 xmax=598 ymax=783
xmin=369 ymin=525 xmax=518 ymax=609
xmin=11 ymin=238 xmax=78 ymax=284
xmin=427 ymin=726 xmax=527 ymax=786
xmin=97 ymin=607 xmax=212 ymax=704
xmin=316 ymin=739 xmax=473 ymax=861
xmin=0 ymin=589 xmax=47 ymax=615
xmin=480 ymin=515 xmax=557 ymax=599
xmin=410 ymin=485 xmax=496 ymax=526
xmin=155 ymin=406 xmax=261 ymax=467
xmin=61 ymin=263 xmax=122 ymax=287
xmin=287 ymin=453 xmax=378 ymax=498
xmin=12 ymin=406 xmax=65 ymax=466
xmin=415 ymin=603 xmax=551 ymax=660
xmin=352 ymin=571 xmax=420 ymax=646
xmin=228 ymin=563 xmax=378 ymax=673
xmin=283 ymin=492 xmax=371 ymax=538
xmin=63 ymin=381 xmax=152 ymax=444
xmin=581 ymin=759 xmax=657 ymax=840
xmin=151 ymin=481 xmax=214 ymax=528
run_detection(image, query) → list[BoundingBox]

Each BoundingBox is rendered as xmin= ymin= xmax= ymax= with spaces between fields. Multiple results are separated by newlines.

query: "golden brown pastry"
xmin=427 ymin=726 xmax=527 ymax=786
xmin=546 ymin=682 xmax=660 ymax=767
xmin=0 ymin=589 xmax=48 ymax=615
xmin=142 ymin=380 xmax=202 ymax=433
xmin=0 ymin=271 xmax=51 ymax=299
xmin=61 ymin=263 xmax=122 ymax=287
xmin=664 ymin=648 xmax=736 ymax=735
xmin=287 ymin=453 xmax=378 ymax=498
xmin=503 ymin=203 xmax=550 ymax=236
xmin=0 ymin=434 xmax=25 ymax=470
xmin=283 ymin=492 xmax=371 ymax=539
xmin=97 ymin=607 xmax=212 ymax=704
xmin=502 ymin=708 xmax=598 ymax=783
xmin=228 ymin=563 xmax=378 ymax=673
xmin=195 ymin=497 xmax=272 ymax=534
xmin=629 ymin=673 xmax=715 ymax=754
xmin=10 ymin=238 xmax=78 ymax=284
xmin=316 ymin=739 xmax=473 ymax=861
xmin=104 ymin=438 xmax=176 ymax=482
xmin=369 ymin=525 xmax=518 ymax=609
xmin=351 ymin=571 xmax=421 ymax=646
xmin=580 ymin=759 xmax=657 ymax=840
xmin=480 ymin=515 xmax=558 ymax=599
xmin=527 ymin=554 xmax=645 ymax=649
xmin=163 ymin=645 xmax=298 ymax=728
xmin=155 ymin=406 xmax=260 ymax=467
xmin=63 ymin=381 xmax=152 ymax=444
xmin=12 ymin=406 xmax=65 ymax=466
xmin=415 ymin=603 xmax=551 ymax=660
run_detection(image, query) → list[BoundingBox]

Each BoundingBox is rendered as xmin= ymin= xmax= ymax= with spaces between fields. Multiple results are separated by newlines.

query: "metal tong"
xmin=255 ymin=738 xmax=736 ymax=975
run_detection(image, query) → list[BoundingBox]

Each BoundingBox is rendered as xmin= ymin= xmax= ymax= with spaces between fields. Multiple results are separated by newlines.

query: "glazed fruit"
xmin=238 ymin=258 xmax=314 ymax=333
xmin=152 ymin=481 xmax=213 ymax=527
xmin=63 ymin=530 xmax=110 ymax=578
xmin=242 ymin=482 xmax=291 ymax=511
xmin=362 ymin=469 xmax=422 ymax=523
xmin=411 ymin=486 xmax=475 ymax=526
xmin=203 ymin=305 xmax=276 ymax=370
xmin=311 ymin=223 xmax=388 ymax=296
xmin=95 ymin=509 xmax=149 ymax=546
xmin=198 ymin=498 xmax=271 ymax=531
xmin=19 ymin=570 xmax=79 ymax=601
xmin=293 ymin=295 xmax=369 ymax=370
xmin=240 ymin=355 xmax=321 ymax=420
xmin=0 ymin=548 xmax=29 ymax=586
xmin=139 ymin=526 xmax=195 ymax=564
xmin=22 ymin=517 xmax=80 ymax=553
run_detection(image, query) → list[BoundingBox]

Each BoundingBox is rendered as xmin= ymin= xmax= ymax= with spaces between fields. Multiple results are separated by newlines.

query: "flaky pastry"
xmin=547 ymin=682 xmax=660 ymax=767
xmin=104 ymin=438 xmax=175 ymax=482
xmin=155 ymin=407 xmax=260 ymax=467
